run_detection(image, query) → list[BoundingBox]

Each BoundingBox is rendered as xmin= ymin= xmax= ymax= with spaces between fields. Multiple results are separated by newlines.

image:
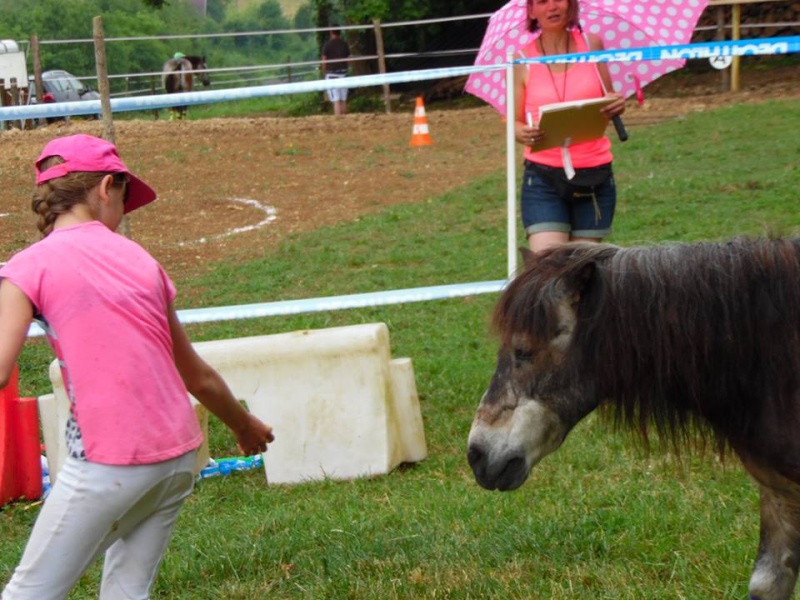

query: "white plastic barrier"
xmin=39 ymin=323 xmax=427 ymax=486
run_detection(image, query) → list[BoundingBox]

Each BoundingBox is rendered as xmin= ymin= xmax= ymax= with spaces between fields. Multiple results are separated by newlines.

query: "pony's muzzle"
xmin=467 ymin=442 xmax=527 ymax=491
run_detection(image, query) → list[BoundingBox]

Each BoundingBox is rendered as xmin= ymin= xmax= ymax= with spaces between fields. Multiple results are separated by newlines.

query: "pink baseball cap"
xmin=35 ymin=134 xmax=157 ymax=214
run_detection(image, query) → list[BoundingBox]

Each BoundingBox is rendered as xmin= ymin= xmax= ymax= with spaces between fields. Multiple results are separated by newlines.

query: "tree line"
xmin=0 ymin=0 xmax=498 ymax=90
xmin=0 ymin=0 xmax=316 ymax=89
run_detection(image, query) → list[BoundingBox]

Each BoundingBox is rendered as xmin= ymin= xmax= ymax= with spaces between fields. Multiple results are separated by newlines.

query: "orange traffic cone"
xmin=409 ymin=97 xmax=433 ymax=147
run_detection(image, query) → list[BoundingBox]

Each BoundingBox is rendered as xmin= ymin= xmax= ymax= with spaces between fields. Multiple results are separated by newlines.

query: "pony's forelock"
xmin=493 ymin=244 xmax=614 ymax=348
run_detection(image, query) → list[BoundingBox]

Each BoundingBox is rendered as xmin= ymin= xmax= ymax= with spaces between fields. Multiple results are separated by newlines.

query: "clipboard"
xmin=529 ymin=97 xmax=614 ymax=151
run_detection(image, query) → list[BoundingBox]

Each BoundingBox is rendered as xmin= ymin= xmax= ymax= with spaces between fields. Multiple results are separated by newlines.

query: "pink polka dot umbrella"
xmin=466 ymin=0 xmax=709 ymax=115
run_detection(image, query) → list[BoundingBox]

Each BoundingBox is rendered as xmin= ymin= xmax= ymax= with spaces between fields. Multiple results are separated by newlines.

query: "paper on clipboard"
xmin=529 ymin=97 xmax=614 ymax=152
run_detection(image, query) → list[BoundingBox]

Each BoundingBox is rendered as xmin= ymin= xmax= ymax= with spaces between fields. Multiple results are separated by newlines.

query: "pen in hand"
xmin=526 ymin=111 xmax=535 ymax=147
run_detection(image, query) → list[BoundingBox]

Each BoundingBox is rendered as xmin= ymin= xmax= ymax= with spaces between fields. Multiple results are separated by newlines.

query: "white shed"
xmin=0 ymin=40 xmax=28 ymax=89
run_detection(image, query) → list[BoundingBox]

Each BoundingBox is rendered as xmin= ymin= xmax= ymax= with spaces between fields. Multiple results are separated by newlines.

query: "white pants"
xmin=2 ymin=451 xmax=196 ymax=600
xmin=325 ymin=73 xmax=348 ymax=102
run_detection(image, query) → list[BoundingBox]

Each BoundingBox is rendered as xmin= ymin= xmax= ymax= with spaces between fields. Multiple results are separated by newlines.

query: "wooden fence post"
xmin=9 ymin=78 xmax=20 ymax=130
xmin=30 ymin=34 xmax=45 ymax=128
xmin=0 ymin=79 xmax=6 ymax=132
xmin=715 ymin=5 xmax=730 ymax=92
xmin=151 ymin=76 xmax=158 ymax=120
xmin=92 ymin=16 xmax=115 ymax=141
xmin=731 ymin=3 xmax=741 ymax=92
xmin=373 ymin=19 xmax=391 ymax=114
xmin=93 ymin=16 xmax=130 ymax=238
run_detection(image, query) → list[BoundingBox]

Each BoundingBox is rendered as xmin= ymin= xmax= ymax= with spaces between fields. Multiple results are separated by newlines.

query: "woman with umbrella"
xmin=516 ymin=0 xmax=626 ymax=253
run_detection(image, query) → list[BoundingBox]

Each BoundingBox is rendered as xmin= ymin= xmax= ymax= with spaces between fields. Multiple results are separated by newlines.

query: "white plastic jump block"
xmin=39 ymin=323 xmax=427 ymax=486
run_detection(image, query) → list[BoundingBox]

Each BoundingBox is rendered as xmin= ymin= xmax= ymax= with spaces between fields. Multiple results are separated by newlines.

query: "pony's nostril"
xmin=467 ymin=444 xmax=485 ymax=470
xmin=499 ymin=455 xmax=525 ymax=481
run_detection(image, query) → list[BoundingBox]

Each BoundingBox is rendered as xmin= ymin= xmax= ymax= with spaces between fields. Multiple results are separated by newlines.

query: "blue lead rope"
xmin=197 ymin=455 xmax=264 ymax=479
xmin=38 ymin=454 xmax=264 ymax=501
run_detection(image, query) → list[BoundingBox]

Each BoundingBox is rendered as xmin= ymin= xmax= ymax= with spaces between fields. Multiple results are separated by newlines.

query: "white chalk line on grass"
xmin=176 ymin=197 xmax=277 ymax=246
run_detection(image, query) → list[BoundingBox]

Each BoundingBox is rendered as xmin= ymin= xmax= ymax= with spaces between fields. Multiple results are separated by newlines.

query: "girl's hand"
xmin=601 ymin=93 xmax=626 ymax=118
xmin=234 ymin=413 xmax=275 ymax=456
xmin=516 ymin=121 xmax=544 ymax=146
xmin=168 ymin=303 xmax=275 ymax=456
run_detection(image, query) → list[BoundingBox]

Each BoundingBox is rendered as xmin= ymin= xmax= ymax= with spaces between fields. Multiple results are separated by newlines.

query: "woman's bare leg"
xmin=528 ymin=231 xmax=570 ymax=253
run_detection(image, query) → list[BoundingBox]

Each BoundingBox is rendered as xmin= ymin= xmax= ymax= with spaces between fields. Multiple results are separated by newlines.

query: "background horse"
xmin=161 ymin=55 xmax=210 ymax=119
xmin=467 ymin=239 xmax=800 ymax=600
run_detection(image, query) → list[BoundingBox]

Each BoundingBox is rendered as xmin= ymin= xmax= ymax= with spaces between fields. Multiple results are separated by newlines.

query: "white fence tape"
xmin=1 ymin=65 xmax=482 ymax=121
xmin=518 ymin=36 xmax=799 ymax=65
xmin=1 ymin=37 xmax=797 ymax=121
xmin=26 ymin=280 xmax=507 ymax=337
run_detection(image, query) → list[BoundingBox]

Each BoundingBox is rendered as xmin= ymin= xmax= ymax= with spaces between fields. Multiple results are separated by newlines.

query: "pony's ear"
xmin=572 ymin=260 xmax=596 ymax=290
xmin=562 ymin=259 xmax=597 ymax=308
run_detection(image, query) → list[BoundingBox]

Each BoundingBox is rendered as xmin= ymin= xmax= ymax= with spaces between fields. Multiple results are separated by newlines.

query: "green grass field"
xmin=1 ymin=98 xmax=799 ymax=598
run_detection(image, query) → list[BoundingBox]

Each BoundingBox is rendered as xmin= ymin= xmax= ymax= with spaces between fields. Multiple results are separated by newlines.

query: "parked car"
xmin=27 ymin=69 xmax=100 ymax=123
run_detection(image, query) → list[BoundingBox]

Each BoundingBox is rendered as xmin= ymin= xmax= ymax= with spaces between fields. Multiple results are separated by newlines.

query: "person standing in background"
xmin=515 ymin=0 xmax=626 ymax=253
xmin=321 ymin=29 xmax=351 ymax=116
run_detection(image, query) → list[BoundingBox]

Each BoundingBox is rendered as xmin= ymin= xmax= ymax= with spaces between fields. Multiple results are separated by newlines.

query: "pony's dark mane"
xmin=494 ymin=238 xmax=800 ymax=462
xmin=183 ymin=55 xmax=206 ymax=69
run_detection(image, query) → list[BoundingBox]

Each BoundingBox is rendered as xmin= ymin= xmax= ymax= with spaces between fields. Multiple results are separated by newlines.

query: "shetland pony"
xmin=161 ymin=55 xmax=210 ymax=119
xmin=468 ymin=238 xmax=800 ymax=600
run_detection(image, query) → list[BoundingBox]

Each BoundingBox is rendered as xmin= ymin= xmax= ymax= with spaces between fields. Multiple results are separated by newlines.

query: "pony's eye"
xmin=513 ymin=348 xmax=533 ymax=363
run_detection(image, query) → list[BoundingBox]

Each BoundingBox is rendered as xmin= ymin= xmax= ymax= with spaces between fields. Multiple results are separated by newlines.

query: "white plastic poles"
xmin=505 ymin=51 xmax=517 ymax=279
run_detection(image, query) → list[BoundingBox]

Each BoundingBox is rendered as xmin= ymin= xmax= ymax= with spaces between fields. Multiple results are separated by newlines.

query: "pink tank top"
xmin=523 ymin=30 xmax=613 ymax=168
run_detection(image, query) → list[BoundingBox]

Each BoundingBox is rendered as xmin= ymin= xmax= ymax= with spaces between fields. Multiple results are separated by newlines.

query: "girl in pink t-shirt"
xmin=0 ymin=134 xmax=275 ymax=599
xmin=514 ymin=0 xmax=627 ymax=254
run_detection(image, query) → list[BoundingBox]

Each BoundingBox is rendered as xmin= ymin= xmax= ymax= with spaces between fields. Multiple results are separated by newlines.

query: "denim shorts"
xmin=521 ymin=161 xmax=617 ymax=238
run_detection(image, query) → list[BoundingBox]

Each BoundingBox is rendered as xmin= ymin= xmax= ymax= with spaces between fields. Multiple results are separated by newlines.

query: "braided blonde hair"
xmin=31 ymin=156 xmax=110 ymax=237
